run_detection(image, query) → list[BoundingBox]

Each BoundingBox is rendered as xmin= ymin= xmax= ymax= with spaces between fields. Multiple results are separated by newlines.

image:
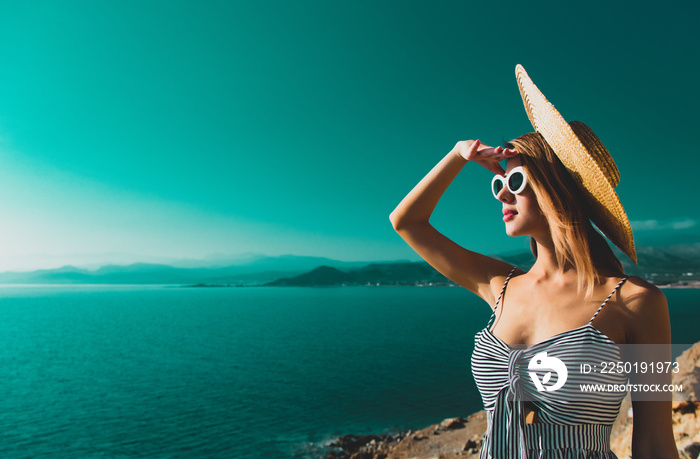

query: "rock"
xmin=673 ymin=401 xmax=698 ymax=415
xmin=462 ymin=435 xmax=482 ymax=454
xmin=672 ymin=400 xmax=700 ymax=451
xmin=679 ymin=441 xmax=700 ymax=459
xmin=671 ymin=361 xmax=700 ymax=450
xmin=328 ymin=434 xmax=383 ymax=455
xmin=463 ymin=439 xmax=477 ymax=450
xmin=438 ymin=417 xmax=466 ymax=431
xmin=674 ymin=342 xmax=700 ymax=402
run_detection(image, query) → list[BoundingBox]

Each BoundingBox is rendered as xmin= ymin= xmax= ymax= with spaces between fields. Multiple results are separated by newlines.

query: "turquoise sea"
xmin=0 ymin=285 xmax=697 ymax=458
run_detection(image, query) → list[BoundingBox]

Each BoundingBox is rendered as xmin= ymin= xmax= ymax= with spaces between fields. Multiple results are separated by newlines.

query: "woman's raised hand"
xmin=452 ymin=140 xmax=518 ymax=176
xmin=390 ymin=138 xmax=525 ymax=299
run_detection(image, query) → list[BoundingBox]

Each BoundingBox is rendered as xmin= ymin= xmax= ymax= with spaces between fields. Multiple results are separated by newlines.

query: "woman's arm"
xmin=389 ymin=140 xmax=518 ymax=305
xmin=626 ymin=283 xmax=679 ymax=458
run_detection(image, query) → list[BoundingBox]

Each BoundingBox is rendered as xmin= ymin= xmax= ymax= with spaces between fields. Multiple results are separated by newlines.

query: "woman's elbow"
xmin=389 ymin=209 xmax=407 ymax=232
xmin=389 ymin=211 xmax=401 ymax=232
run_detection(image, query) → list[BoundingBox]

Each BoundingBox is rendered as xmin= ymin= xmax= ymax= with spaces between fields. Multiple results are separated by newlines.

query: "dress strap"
xmin=589 ymin=277 xmax=629 ymax=324
xmin=486 ymin=267 xmax=517 ymax=330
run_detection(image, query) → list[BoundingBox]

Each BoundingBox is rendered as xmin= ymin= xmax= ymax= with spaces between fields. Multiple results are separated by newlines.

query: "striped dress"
xmin=471 ymin=268 xmax=629 ymax=458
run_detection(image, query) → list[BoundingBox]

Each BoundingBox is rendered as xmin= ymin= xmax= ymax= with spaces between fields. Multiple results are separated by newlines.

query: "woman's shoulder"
xmin=620 ymin=275 xmax=667 ymax=310
xmin=483 ymin=265 xmax=526 ymax=310
xmin=618 ymin=276 xmax=670 ymax=345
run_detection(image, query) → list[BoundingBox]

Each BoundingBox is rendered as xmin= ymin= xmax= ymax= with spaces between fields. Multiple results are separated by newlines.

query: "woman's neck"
xmin=531 ymin=232 xmax=623 ymax=280
xmin=529 ymin=236 xmax=577 ymax=281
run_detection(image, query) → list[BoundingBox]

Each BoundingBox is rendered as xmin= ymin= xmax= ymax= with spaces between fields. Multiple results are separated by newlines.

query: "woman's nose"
xmin=496 ymin=186 xmax=515 ymax=203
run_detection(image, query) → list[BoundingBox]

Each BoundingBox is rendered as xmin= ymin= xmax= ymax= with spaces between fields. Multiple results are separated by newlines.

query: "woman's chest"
xmin=491 ymin=291 xmax=629 ymax=346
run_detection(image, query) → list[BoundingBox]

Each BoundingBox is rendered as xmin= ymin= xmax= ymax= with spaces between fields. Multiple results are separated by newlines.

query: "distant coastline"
xmin=656 ymin=281 xmax=700 ymax=289
xmin=182 ymin=281 xmax=700 ymax=289
xmin=0 ymin=243 xmax=698 ymax=288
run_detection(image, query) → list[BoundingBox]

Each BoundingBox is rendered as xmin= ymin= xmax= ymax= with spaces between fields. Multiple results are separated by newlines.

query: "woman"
xmin=389 ymin=65 xmax=678 ymax=458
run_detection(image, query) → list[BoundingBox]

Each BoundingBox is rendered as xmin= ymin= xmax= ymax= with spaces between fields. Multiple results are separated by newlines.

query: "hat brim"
xmin=515 ymin=64 xmax=637 ymax=264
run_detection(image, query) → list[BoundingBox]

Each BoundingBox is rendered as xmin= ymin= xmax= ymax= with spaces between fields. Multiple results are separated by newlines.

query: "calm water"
xmin=0 ymin=285 xmax=696 ymax=458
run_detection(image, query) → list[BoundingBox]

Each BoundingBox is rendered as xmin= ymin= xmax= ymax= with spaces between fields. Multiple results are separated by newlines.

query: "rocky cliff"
xmin=326 ymin=342 xmax=700 ymax=459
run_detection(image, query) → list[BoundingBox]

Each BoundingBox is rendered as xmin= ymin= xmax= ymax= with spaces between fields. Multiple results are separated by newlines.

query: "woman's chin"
xmin=506 ymin=223 xmax=522 ymax=237
xmin=505 ymin=224 xmax=527 ymax=238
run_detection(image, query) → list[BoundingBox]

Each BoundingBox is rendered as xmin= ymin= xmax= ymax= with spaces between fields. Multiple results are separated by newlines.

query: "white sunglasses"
xmin=491 ymin=166 xmax=528 ymax=199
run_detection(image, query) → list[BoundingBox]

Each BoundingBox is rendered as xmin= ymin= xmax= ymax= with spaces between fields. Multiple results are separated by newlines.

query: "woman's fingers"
xmin=457 ymin=140 xmax=518 ymax=170
xmin=484 ymin=146 xmax=518 ymax=160
xmin=467 ymin=139 xmax=481 ymax=158
xmin=483 ymin=161 xmax=506 ymax=176
xmin=477 ymin=146 xmax=506 ymax=158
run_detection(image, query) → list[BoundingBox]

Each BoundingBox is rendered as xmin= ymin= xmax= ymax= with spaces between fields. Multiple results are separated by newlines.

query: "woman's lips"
xmin=503 ymin=210 xmax=517 ymax=222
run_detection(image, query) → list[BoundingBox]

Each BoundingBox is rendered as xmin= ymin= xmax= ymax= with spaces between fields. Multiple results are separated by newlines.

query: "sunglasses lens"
xmin=508 ymin=171 xmax=524 ymax=192
xmin=492 ymin=180 xmax=504 ymax=197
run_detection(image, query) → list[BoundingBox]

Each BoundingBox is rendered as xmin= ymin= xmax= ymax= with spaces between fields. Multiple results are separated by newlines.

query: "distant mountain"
xmin=0 ymin=244 xmax=697 ymax=286
xmin=268 ymin=266 xmax=353 ymax=286
xmin=0 ymin=255 xmax=397 ymax=285
xmin=494 ymin=243 xmax=700 ymax=283
xmin=266 ymin=262 xmax=455 ymax=287
xmin=265 ymin=243 xmax=700 ymax=287
xmin=622 ymin=243 xmax=700 ymax=283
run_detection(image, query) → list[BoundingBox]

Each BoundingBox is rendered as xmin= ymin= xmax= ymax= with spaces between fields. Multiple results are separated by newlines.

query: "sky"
xmin=0 ymin=0 xmax=697 ymax=271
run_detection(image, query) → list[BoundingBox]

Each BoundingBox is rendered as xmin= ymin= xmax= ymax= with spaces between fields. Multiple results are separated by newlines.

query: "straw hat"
xmin=515 ymin=64 xmax=637 ymax=263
